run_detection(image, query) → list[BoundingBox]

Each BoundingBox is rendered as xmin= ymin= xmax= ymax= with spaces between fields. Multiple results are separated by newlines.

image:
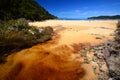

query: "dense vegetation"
xmin=0 ymin=0 xmax=57 ymax=21
xmin=0 ymin=19 xmax=54 ymax=62
xmin=0 ymin=0 xmax=56 ymax=63
xmin=88 ymin=15 xmax=120 ymax=19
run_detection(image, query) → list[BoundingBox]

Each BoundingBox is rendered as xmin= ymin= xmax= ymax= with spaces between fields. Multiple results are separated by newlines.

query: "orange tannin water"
xmin=0 ymin=38 xmax=87 ymax=80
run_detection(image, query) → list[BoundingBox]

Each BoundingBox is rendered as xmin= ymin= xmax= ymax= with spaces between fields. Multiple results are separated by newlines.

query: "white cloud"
xmin=75 ymin=10 xmax=80 ymax=13
xmin=58 ymin=9 xmax=82 ymax=15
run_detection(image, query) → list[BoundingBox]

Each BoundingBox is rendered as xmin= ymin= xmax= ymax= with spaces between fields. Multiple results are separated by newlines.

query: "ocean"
xmin=59 ymin=18 xmax=120 ymax=21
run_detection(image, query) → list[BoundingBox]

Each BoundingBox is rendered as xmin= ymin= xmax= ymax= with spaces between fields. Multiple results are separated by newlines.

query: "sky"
xmin=35 ymin=0 xmax=120 ymax=19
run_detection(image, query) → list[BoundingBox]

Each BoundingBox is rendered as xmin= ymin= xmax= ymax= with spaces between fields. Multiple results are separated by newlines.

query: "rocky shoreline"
xmin=79 ymin=39 xmax=120 ymax=80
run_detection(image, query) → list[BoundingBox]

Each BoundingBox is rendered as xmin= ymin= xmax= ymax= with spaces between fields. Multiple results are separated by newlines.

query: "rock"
xmin=96 ymin=37 xmax=102 ymax=40
xmin=84 ymin=57 xmax=90 ymax=64
xmin=98 ymin=76 xmax=105 ymax=80
xmin=97 ymin=53 xmax=104 ymax=59
xmin=108 ymin=78 xmax=113 ymax=80
xmin=109 ymin=50 xmax=119 ymax=57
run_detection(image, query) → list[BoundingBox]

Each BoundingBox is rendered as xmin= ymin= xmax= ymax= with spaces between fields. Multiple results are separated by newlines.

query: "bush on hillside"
xmin=0 ymin=19 xmax=53 ymax=58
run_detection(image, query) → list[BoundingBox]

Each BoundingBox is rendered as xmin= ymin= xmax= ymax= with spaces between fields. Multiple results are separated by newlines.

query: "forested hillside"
xmin=88 ymin=15 xmax=120 ymax=19
xmin=0 ymin=0 xmax=57 ymax=21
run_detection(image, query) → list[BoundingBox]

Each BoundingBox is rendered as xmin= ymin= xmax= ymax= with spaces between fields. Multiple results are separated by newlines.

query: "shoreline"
xmin=58 ymin=19 xmax=120 ymax=21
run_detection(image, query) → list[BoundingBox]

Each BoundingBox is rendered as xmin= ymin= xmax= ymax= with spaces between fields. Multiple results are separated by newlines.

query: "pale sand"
xmin=29 ymin=20 xmax=118 ymax=45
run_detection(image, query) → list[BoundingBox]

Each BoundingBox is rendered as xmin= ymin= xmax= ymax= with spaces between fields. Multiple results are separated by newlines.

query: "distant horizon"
xmin=35 ymin=0 xmax=120 ymax=19
xmin=58 ymin=14 xmax=120 ymax=19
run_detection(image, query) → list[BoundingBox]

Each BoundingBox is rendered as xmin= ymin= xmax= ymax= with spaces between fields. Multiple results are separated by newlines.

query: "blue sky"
xmin=35 ymin=0 xmax=120 ymax=19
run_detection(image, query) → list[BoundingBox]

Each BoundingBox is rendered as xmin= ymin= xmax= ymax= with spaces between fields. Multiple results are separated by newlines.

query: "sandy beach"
xmin=29 ymin=20 xmax=118 ymax=45
xmin=29 ymin=20 xmax=118 ymax=80
xmin=29 ymin=20 xmax=118 ymax=79
xmin=0 ymin=0 xmax=120 ymax=79
xmin=0 ymin=20 xmax=118 ymax=80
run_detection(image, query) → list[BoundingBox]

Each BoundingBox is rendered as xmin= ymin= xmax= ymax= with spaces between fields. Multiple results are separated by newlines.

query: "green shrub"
xmin=0 ymin=19 xmax=54 ymax=57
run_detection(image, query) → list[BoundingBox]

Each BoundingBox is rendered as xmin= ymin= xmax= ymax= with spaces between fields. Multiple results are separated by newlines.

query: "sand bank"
xmin=29 ymin=20 xmax=118 ymax=45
